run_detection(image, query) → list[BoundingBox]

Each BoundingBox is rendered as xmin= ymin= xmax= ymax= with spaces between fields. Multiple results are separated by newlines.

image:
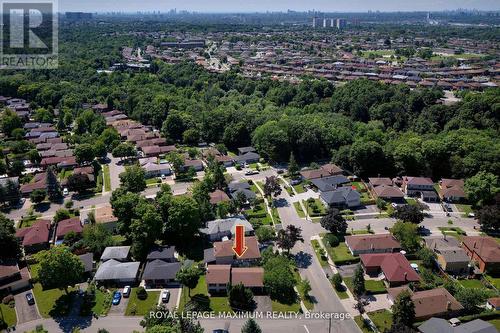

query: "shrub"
xmin=136 ymin=287 xmax=148 ymax=300
xmin=331 ymin=273 xmax=343 ymax=290
xmin=324 ymin=234 xmax=339 ymax=247
xmin=129 ymin=303 xmax=137 ymax=315
xmin=2 ymin=295 xmax=14 ymax=305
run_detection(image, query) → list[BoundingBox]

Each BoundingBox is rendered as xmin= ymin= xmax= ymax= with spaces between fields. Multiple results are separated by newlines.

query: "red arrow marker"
xmin=232 ymin=224 xmax=248 ymax=258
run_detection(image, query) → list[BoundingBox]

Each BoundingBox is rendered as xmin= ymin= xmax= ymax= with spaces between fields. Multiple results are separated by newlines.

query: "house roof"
xmin=235 ymin=152 xmax=260 ymax=163
xmin=231 ymin=267 xmax=264 ymax=288
xmin=311 ymin=175 xmax=350 ymax=192
xmin=15 ymin=219 xmax=51 ymax=246
xmin=200 ymin=216 xmax=253 ymax=237
xmin=0 ymin=261 xmax=21 ymax=279
xmin=228 ymin=182 xmax=251 ymax=192
xmin=209 ymin=190 xmax=230 ymax=204
xmin=213 ymin=236 xmax=260 ymax=260
xmin=419 ymin=318 xmax=498 ymax=333
xmin=360 ymin=253 xmax=420 ymax=283
xmin=300 ymin=163 xmax=343 ymax=180
xmin=94 ymin=259 xmax=140 ymax=281
xmin=100 ymin=246 xmax=131 ymax=262
xmin=78 ymin=253 xmax=94 ymax=273
xmin=237 ymin=147 xmax=256 ymax=154
xmin=94 ymin=205 xmax=118 ymax=224
xmin=462 ymin=236 xmax=500 ymax=263
xmin=373 ymin=185 xmax=405 ymax=198
xmin=389 ymin=287 xmax=463 ymax=319
xmin=440 ymin=179 xmax=464 ymax=189
xmin=425 ymin=236 xmax=461 ymax=250
xmin=487 ymin=297 xmax=500 ymax=308
xmin=368 ymin=177 xmax=393 ymax=187
xmin=142 ymin=260 xmax=181 ymax=281
xmin=404 ymin=176 xmax=434 ymax=186
xmin=440 ymin=186 xmax=466 ymax=198
xmin=320 ymin=187 xmax=361 ymax=205
xmin=55 ymin=217 xmax=83 ymax=238
xmin=206 ymin=265 xmax=231 ymax=284
xmin=146 ymin=246 xmax=176 ymax=261
xmin=346 ymin=234 xmax=401 ymax=252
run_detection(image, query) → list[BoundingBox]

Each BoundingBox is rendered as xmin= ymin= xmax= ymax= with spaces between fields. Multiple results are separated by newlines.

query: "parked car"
xmin=290 ymin=179 xmax=301 ymax=186
xmin=212 ymin=330 xmax=229 ymax=333
xmin=63 ymin=188 xmax=69 ymax=196
xmin=161 ymin=290 xmax=170 ymax=303
xmin=112 ymin=291 xmax=122 ymax=305
xmin=244 ymin=170 xmax=259 ymax=176
xmin=123 ymin=286 xmax=131 ymax=298
xmin=25 ymin=292 xmax=35 ymax=305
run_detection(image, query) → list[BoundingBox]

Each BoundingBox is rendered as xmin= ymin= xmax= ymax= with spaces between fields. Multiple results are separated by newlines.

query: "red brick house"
xmin=461 ymin=236 xmax=500 ymax=274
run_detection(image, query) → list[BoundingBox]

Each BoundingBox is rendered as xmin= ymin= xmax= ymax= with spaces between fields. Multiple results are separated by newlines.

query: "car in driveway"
xmin=244 ymin=170 xmax=259 ymax=176
xmin=25 ymin=292 xmax=35 ymax=305
xmin=161 ymin=290 xmax=170 ymax=303
xmin=123 ymin=286 xmax=131 ymax=298
xmin=112 ymin=291 xmax=122 ymax=305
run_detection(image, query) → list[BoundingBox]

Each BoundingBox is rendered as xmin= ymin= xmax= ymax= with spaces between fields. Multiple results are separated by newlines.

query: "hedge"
xmin=333 ymin=257 xmax=360 ymax=266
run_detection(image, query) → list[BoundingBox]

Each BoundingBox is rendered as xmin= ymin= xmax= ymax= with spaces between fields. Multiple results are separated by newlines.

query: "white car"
xmin=161 ymin=290 xmax=170 ymax=303
xmin=63 ymin=188 xmax=69 ymax=196
xmin=123 ymin=285 xmax=131 ymax=298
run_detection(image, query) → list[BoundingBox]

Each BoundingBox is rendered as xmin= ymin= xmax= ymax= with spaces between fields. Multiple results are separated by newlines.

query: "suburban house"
xmin=55 ymin=217 xmax=83 ymax=242
xmin=228 ymin=182 xmax=256 ymax=202
xmin=360 ymin=253 xmax=420 ymax=287
xmin=142 ymin=248 xmax=181 ymax=287
xmin=237 ymin=147 xmax=256 ymax=155
xmin=206 ymin=265 xmax=264 ymax=294
xmin=78 ymin=253 xmax=94 ymax=274
xmin=402 ymin=176 xmax=439 ymax=202
xmin=418 ymin=318 xmax=498 ymax=333
xmin=141 ymin=145 xmax=176 ymax=157
xmin=300 ymin=163 xmax=343 ymax=180
xmin=203 ymin=148 xmax=233 ymax=167
xmin=425 ymin=237 xmax=470 ymax=275
xmin=439 ymin=179 xmax=466 ymax=202
xmin=95 ymin=246 xmax=140 ymax=285
xmin=235 ymin=152 xmax=260 ymax=165
xmin=100 ymin=246 xmax=131 ymax=262
xmin=0 ymin=261 xmax=31 ymax=294
xmin=94 ymin=259 xmax=140 ymax=286
xmin=15 ymin=219 xmax=51 ymax=253
xmin=310 ymin=175 xmax=350 ymax=192
xmin=368 ymin=177 xmax=393 ymax=188
xmin=371 ymin=185 xmax=405 ymax=202
xmin=200 ymin=216 xmax=254 ymax=241
xmin=206 ymin=236 xmax=261 ymax=266
xmin=209 ymin=189 xmax=231 ymax=205
xmin=486 ymin=297 xmax=500 ymax=311
xmin=461 ymin=236 xmax=500 ymax=274
xmin=20 ymin=172 xmax=47 ymax=197
xmin=388 ymin=287 xmax=463 ymax=320
xmin=320 ymin=187 xmax=361 ymax=208
xmin=93 ymin=205 xmax=118 ymax=231
xmin=183 ymin=159 xmax=204 ymax=172
xmin=345 ymin=234 xmax=401 ymax=255
xmin=142 ymin=162 xmax=172 ymax=178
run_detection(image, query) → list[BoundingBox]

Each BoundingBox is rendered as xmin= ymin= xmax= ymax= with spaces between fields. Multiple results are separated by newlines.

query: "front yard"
xmin=456 ymin=204 xmax=473 ymax=217
xmin=178 ymin=275 xmax=231 ymax=314
xmin=304 ymin=198 xmax=327 ymax=217
xmin=343 ymin=277 xmax=386 ymax=295
xmin=320 ymin=234 xmax=359 ymax=265
xmin=0 ymin=303 xmax=16 ymax=328
xmin=311 ymin=240 xmax=329 ymax=267
xmin=125 ymin=288 xmax=160 ymax=316
xmin=368 ymin=309 xmax=393 ymax=332
xmin=293 ymin=202 xmax=306 ymax=218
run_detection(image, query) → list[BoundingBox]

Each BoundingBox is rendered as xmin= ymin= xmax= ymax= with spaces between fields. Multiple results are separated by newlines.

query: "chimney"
xmin=447 ymin=301 xmax=452 ymax=311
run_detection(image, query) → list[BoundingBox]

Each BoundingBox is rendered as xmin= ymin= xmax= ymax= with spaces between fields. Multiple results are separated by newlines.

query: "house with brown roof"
xmin=424 ymin=237 xmax=470 ymax=275
xmin=461 ymin=236 xmax=500 ymax=274
xmin=371 ymin=185 xmax=405 ymax=202
xmin=209 ymin=189 xmax=230 ymax=205
xmin=439 ymin=179 xmax=466 ymax=202
xmin=15 ymin=219 xmax=51 ymax=253
xmin=402 ymin=176 xmax=438 ymax=202
xmin=210 ymin=236 xmax=261 ymax=266
xmin=0 ymin=261 xmax=31 ymax=294
xmin=94 ymin=205 xmax=118 ymax=231
xmin=345 ymin=234 xmax=401 ymax=255
xmin=486 ymin=297 xmax=500 ymax=311
xmin=360 ymin=253 xmax=420 ymax=287
xmin=300 ymin=163 xmax=343 ymax=180
xmin=20 ymin=172 xmax=47 ymax=197
xmin=206 ymin=265 xmax=264 ymax=294
xmin=368 ymin=178 xmax=393 ymax=188
xmin=387 ymin=287 xmax=463 ymax=320
xmin=55 ymin=217 xmax=83 ymax=242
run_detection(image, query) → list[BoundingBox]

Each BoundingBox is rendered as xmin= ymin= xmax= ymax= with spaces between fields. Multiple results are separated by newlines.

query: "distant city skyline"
xmin=59 ymin=0 xmax=500 ymax=13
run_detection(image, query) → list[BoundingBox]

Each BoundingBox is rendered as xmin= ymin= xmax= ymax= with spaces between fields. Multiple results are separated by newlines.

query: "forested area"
xmin=0 ymin=23 xmax=498 ymax=182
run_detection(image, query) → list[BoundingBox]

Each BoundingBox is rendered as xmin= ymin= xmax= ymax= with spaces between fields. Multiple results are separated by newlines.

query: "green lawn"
xmin=92 ymin=289 xmax=112 ymax=316
xmin=320 ymin=236 xmax=358 ymax=265
xmin=438 ymin=227 xmax=467 ymax=240
xmin=125 ymin=289 xmax=160 ymax=316
xmin=102 ymin=165 xmax=111 ymax=192
xmin=0 ymin=303 xmax=17 ymax=327
xmin=179 ymin=275 xmax=208 ymax=312
xmin=292 ymin=183 xmax=306 ymax=194
xmin=456 ymin=204 xmax=473 ymax=217
xmin=210 ymin=297 xmax=232 ymax=313
xmin=32 ymin=282 xmax=73 ymax=318
xmin=58 ymin=169 xmax=73 ymax=180
xmin=368 ymin=310 xmax=393 ymax=332
xmin=271 ymin=300 xmax=301 ymax=313
xmin=405 ymin=198 xmax=418 ymax=206
xmin=293 ymin=202 xmax=306 ymax=218
xmin=331 ymin=280 xmax=349 ymax=300
xmin=311 ymin=240 xmax=329 ymax=267
xmin=487 ymin=319 xmax=500 ymax=332
xmin=458 ymin=279 xmax=484 ymax=289
xmin=343 ymin=278 xmax=386 ymax=295
xmin=245 ymin=203 xmax=273 ymax=226
xmin=485 ymin=275 xmax=500 ymax=289
xmin=354 ymin=315 xmax=375 ymax=333
xmin=304 ymin=198 xmax=327 ymax=217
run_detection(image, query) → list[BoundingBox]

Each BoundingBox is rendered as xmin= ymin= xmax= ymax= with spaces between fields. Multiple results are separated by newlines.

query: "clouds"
xmin=59 ymin=0 xmax=500 ymax=12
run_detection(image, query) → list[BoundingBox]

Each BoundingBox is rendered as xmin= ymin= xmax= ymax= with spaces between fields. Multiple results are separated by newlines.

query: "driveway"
xmin=15 ymin=290 xmax=41 ymax=324
xmin=254 ymin=296 xmax=272 ymax=312
xmin=107 ymin=154 xmax=125 ymax=191
xmin=337 ymin=264 xmax=360 ymax=278
xmin=156 ymin=286 xmax=181 ymax=311
xmin=107 ymin=296 xmax=129 ymax=316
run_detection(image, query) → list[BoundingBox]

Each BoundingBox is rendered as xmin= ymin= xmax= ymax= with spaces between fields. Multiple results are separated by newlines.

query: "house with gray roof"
xmin=146 ymin=246 xmax=176 ymax=262
xmin=228 ymin=182 xmax=256 ymax=203
xmin=94 ymin=259 xmax=140 ymax=285
xmin=310 ymin=175 xmax=350 ymax=192
xmin=418 ymin=317 xmax=498 ymax=333
xmin=424 ymin=237 xmax=470 ymax=275
xmin=234 ymin=152 xmax=260 ymax=164
xmin=100 ymin=246 xmax=131 ymax=262
xmin=200 ymin=216 xmax=254 ymax=241
xmin=142 ymin=261 xmax=181 ymax=287
xmin=320 ymin=187 xmax=361 ymax=208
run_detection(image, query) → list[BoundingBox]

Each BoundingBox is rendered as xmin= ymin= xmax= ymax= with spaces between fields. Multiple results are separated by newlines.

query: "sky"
xmin=59 ymin=0 xmax=500 ymax=13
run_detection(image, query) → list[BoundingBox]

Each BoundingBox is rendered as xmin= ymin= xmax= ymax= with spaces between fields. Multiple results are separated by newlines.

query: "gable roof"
xmin=440 ymin=179 xmax=465 ymax=189
xmin=200 ymin=216 xmax=253 ymax=237
xmin=311 ymin=175 xmax=350 ymax=192
xmin=300 ymin=164 xmax=343 ymax=180
xmin=206 ymin=265 xmax=231 ymax=284
xmin=368 ymin=177 xmax=393 ymax=187
xmin=321 ymin=187 xmax=360 ymax=205
xmin=94 ymin=259 xmax=140 ymax=281
xmin=231 ymin=267 xmax=264 ymax=288
xmin=209 ymin=189 xmax=230 ymax=204
xmin=419 ymin=318 xmax=498 ymax=333
xmin=237 ymin=147 xmax=256 ymax=154
xmin=346 ymin=234 xmax=401 ymax=252
xmin=142 ymin=260 xmax=181 ymax=281
xmin=100 ymin=246 xmax=131 ymax=262
xmin=373 ymin=185 xmax=405 ymax=198
xmin=15 ymin=219 xmax=51 ymax=246
xmin=78 ymin=253 xmax=94 ymax=273
xmin=213 ymin=236 xmax=260 ymax=260
xmin=55 ymin=217 xmax=83 ymax=238
xmin=462 ymin=236 xmax=500 ymax=263
xmin=146 ymin=246 xmax=176 ymax=261
xmin=360 ymin=253 xmax=420 ymax=283
xmin=404 ymin=176 xmax=434 ymax=186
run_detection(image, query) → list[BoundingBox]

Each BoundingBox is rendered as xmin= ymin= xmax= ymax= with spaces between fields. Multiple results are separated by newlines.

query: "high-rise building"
xmin=336 ymin=18 xmax=347 ymax=29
